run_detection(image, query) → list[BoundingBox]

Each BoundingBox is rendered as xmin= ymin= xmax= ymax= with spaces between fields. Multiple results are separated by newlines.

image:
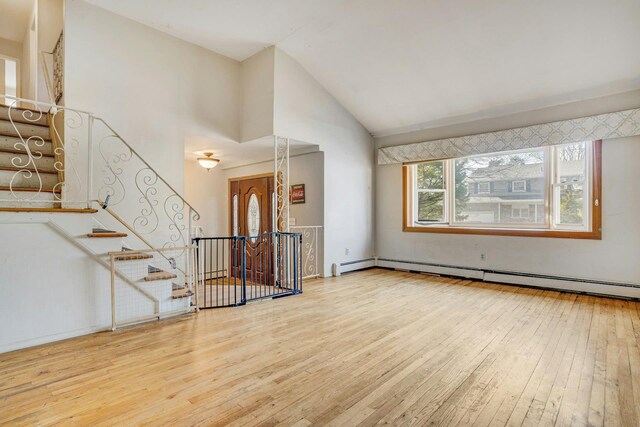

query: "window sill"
xmin=403 ymin=225 xmax=601 ymax=240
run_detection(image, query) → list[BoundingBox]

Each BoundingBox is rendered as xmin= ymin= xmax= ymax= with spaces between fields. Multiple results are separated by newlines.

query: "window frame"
xmin=402 ymin=140 xmax=602 ymax=239
xmin=448 ymin=147 xmax=550 ymax=230
xmin=512 ymin=180 xmax=527 ymax=193
xmin=413 ymin=160 xmax=448 ymax=224
xmin=477 ymin=182 xmax=491 ymax=194
xmin=511 ymin=206 xmax=529 ymax=219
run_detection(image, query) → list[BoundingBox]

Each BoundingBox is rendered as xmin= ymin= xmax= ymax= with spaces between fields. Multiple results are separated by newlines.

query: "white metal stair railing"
xmin=0 ymin=96 xmax=94 ymax=209
xmin=290 ymin=225 xmax=322 ymax=279
xmin=92 ymin=116 xmax=200 ymax=251
xmin=0 ymin=94 xmax=201 ymax=252
xmin=1 ymin=94 xmax=202 ymax=329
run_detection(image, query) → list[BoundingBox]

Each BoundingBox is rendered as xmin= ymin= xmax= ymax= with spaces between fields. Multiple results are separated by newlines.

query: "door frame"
xmin=228 ymin=172 xmax=275 ymax=237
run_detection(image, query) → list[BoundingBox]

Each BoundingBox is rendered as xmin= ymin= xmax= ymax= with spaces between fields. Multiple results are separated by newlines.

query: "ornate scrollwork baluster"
xmin=163 ymin=194 xmax=187 ymax=250
xmin=98 ymin=134 xmax=132 ymax=205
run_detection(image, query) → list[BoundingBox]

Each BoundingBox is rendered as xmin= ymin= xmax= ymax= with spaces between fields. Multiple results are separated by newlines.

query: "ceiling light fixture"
xmin=197 ymin=152 xmax=220 ymax=171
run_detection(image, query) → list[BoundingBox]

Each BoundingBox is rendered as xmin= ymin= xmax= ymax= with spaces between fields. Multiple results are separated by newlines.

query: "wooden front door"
xmin=229 ymin=175 xmax=274 ymax=286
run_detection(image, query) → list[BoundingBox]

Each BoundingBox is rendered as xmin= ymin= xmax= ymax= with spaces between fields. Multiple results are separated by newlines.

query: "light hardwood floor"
xmin=1 ymin=268 xmax=640 ymax=426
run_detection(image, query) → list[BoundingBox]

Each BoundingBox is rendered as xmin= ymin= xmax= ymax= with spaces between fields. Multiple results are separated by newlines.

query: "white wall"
xmin=184 ymin=151 xmax=325 ymax=273
xmin=64 ymin=0 xmax=240 ymax=192
xmin=376 ymin=93 xmax=640 ymax=287
xmin=273 ymin=48 xmax=374 ymax=274
xmin=0 ymin=1 xmax=245 ymax=353
xmin=0 ymin=216 xmax=112 ymax=353
xmin=240 ymin=46 xmax=274 ymax=142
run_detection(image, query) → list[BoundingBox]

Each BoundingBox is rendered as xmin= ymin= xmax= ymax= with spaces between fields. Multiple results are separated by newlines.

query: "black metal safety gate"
xmin=194 ymin=232 xmax=302 ymax=309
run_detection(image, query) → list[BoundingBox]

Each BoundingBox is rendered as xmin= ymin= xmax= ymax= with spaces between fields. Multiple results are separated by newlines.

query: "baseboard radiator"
xmin=340 ymin=257 xmax=640 ymax=300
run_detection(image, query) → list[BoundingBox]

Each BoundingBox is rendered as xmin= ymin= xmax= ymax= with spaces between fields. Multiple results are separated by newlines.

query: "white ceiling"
xmin=0 ymin=0 xmax=34 ymax=43
xmin=88 ymin=0 xmax=640 ymax=136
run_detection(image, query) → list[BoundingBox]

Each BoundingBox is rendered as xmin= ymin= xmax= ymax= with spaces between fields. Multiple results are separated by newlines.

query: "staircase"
xmin=0 ymin=97 xmax=199 ymax=331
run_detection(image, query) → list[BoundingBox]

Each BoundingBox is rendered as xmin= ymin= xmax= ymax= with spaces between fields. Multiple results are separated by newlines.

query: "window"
xmin=512 ymin=180 xmax=527 ymax=192
xmin=414 ymin=161 xmax=446 ymax=223
xmin=403 ymin=140 xmax=601 ymax=238
xmin=511 ymin=207 xmax=529 ymax=219
xmin=1 ymin=58 xmax=18 ymax=106
xmin=477 ymin=182 xmax=490 ymax=194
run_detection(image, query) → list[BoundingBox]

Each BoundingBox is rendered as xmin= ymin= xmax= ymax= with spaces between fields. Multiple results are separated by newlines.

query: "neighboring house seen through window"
xmin=403 ymin=140 xmax=601 ymax=238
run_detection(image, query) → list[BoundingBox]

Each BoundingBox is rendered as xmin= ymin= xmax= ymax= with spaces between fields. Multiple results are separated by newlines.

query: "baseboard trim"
xmin=340 ymin=258 xmax=376 ymax=274
xmin=1 ymin=325 xmax=110 ymax=354
xmin=375 ymin=257 xmax=640 ymax=300
xmin=376 ymin=258 xmax=484 ymax=280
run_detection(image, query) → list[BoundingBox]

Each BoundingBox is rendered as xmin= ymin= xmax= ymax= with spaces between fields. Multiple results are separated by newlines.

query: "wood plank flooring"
xmin=1 ymin=268 xmax=640 ymax=426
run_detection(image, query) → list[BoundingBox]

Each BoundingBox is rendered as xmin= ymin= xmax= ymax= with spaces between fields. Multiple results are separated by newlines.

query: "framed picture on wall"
xmin=291 ymin=184 xmax=305 ymax=204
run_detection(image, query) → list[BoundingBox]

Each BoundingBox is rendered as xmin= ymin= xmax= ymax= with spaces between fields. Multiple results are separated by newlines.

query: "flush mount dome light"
xmin=197 ymin=152 xmax=220 ymax=171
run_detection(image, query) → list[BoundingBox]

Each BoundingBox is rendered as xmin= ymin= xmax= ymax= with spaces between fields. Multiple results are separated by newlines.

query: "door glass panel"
xmin=247 ymin=194 xmax=260 ymax=240
xmin=233 ymin=195 xmax=238 ymax=236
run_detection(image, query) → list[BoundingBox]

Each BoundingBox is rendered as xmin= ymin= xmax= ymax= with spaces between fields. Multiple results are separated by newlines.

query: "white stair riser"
xmin=0 ymin=189 xmax=57 ymax=203
xmin=0 ymin=169 xmax=59 ymax=189
xmin=0 ymin=135 xmax=53 ymax=155
xmin=0 ymin=152 xmax=55 ymax=170
xmin=0 ymin=106 xmax=49 ymax=126
xmin=0 ymin=120 xmax=50 ymax=140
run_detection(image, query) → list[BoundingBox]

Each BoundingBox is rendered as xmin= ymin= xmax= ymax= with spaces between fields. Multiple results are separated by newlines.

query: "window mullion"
xmin=447 ymin=159 xmax=454 ymax=224
xmin=547 ymin=146 xmax=554 ymax=229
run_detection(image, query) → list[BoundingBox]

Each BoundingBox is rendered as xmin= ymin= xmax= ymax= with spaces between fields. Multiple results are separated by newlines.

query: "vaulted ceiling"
xmin=88 ymin=0 xmax=640 ymax=136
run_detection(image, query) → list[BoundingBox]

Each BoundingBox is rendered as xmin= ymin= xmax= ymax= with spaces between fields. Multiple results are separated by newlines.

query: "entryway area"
xmin=194 ymin=232 xmax=303 ymax=309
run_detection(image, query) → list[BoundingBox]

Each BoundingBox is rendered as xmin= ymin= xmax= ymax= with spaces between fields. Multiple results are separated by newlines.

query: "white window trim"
xmin=412 ymin=161 xmax=448 ymax=224
xmin=477 ymin=182 xmax=491 ymax=194
xmin=512 ymin=180 xmax=527 ymax=193
xmin=410 ymin=142 xmax=593 ymax=232
xmin=550 ymin=142 xmax=591 ymax=231
xmin=511 ymin=206 xmax=529 ymax=218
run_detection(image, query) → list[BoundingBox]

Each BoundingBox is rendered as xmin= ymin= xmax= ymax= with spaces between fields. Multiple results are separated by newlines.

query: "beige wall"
xmin=0 ymin=37 xmax=22 ymax=60
xmin=21 ymin=4 xmax=37 ymax=100
xmin=0 ymin=37 xmax=22 ymax=101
